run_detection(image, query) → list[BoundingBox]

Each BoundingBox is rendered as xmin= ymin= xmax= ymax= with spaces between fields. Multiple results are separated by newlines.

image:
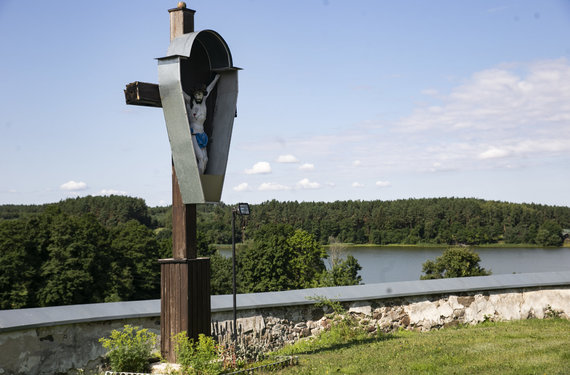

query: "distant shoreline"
xmin=216 ymin=243 xmax=569 ymax=250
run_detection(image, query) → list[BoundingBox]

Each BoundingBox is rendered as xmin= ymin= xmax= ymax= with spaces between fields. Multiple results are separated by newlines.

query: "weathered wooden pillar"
xmin=159 ymin=257 xmax=210 ymax=362
xmin=159 ymin=3 xmax=211 ymax=363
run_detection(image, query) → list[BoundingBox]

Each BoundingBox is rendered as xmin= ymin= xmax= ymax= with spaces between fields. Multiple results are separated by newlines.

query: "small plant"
xmin=99 ymin=324 xmax=157 ymax=373
xmin=175 ymin=332 xmax=222 ymax=375
xmin=544 ymin=305 xmax=562 ymax=319
xmin=307 ymin=295 xmax=345 ymax=315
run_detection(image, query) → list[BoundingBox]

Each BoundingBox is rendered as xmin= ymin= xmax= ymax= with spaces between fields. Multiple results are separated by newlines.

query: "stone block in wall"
xmin=490 ymin=291 xmax=525 ymax=321
xmin=521 ymin=289 xmax=570 ymax=319
xmin=464 ymin=294 xmax=496 ymax=323
xmin=348 ymin=302 xmax=372 ymax=316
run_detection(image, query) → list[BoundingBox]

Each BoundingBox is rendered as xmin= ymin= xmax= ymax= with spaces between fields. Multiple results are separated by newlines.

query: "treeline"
xmin=0 ymin=196 xmax=360 ymax=309
xmin=192 ymin=198 xmax=570 ymax=247
xmin=4 ymin=196 xmax=568 ymax=247
xmin=1 ymin=196 xmax=568 ymax=309
xmin=0 ymin=204 xmax=165 ymax=309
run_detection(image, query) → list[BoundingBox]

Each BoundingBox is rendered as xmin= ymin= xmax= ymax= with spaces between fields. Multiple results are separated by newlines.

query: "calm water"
xmin=335 ymin=246 xmax=570 ymax=284
xmin=219 ymin=246 xmax=570 ymax=284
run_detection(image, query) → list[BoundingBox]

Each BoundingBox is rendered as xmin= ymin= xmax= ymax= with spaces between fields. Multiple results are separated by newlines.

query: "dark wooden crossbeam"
xmin=124 ymin=81 xmax=162 ymax=107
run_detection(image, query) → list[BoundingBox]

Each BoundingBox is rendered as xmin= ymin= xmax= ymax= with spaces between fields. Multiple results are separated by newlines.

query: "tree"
xmin=287 ymin=229 xmax=328 ymax=288
xmin=318 ymin=254 xmax=362 ymax=287
xmin=238 ymin=225 xmax=327 ymax=293
xmin=37 ymin=210 xmax=112 ymax=306
xmin=0 ymin=219 xmax=41 ymax=308
xmin=535 ymin=220 xmax=563 ymax=247
xmin=318 ymin=237 xmax=362 ymax=287
xmin=209 ymin=253 xmax=232 ymax=295
xmin=107 ymin=220 xmax=161 ymax=301
xmin=421 ymin=246 xmax=491 ymax=280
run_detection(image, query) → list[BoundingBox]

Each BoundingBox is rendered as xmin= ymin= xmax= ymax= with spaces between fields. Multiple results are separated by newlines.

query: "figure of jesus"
xmin=183 ymin=74 xmax=220 ymax=174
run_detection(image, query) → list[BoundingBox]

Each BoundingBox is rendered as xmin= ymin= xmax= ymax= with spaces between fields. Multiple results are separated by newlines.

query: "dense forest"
xmin=190 ymin=198 xmax=570 ymax=247
xmin=1 ymin=196 xmax=568 ymax=310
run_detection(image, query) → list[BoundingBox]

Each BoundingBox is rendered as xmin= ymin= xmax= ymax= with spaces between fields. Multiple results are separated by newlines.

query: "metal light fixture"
xmin=231 ymin=202 xmax=250 ymax=343
xmin=237 ymin=202 xmax=250 ymax=216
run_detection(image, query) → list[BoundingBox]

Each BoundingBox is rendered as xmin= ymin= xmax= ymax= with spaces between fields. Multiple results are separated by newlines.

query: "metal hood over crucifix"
xmin=158 ymin=30 xmax=239 ymax=204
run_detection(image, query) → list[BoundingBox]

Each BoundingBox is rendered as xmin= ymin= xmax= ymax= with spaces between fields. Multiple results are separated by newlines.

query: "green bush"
xmin=175 ymin=332 xmax=222 ymax=375
xmin=421 ymin=246 xmax=491 ymax=280
xmin=99 ymin=324 xmax=157 ymax=372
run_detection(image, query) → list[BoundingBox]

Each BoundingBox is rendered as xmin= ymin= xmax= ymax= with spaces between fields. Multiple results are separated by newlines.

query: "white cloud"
xmin=244 ymin=59 xmax=570 ymax=190
xmin=400 ymin=59 xmax=570 ymax=135
xmin=296 ymin=178 xmax=321 ymax=189
xmin=97 ymin=189 xmax=127 ymax=196
xmin=299 ymin=163 xmax=315 ymax=171
xmin=352 ymin=182 xmax=364 ymax=188
xmin=385 ymin=58 xmax=570 ymax=172
xmin=233 ymin=182 xmax=251 ymax=192
xmin=375 ymin=180 xmax=391 ymax=188
xmin=245 ymin=161 xmax=272 ymax=174
xmin=478 ymin=147 xmax=510 ymax=160
xmin=60 ymin=180 xmax=88 ymax=191
xmin=276 ymin=154 xmax=299 ymax=163
xmin=259 ymin=182 xmax=291 ymax=191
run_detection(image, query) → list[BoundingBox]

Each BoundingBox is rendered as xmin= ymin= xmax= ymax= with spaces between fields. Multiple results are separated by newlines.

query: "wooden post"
xmin=159 ymin=2 xmax=211 ymax=362
xmin=170 ymin=3 xmax=195 ymax=38
xmin=169 ymin=2 xmax=197 ymax=262
xmin=172 ymin=162 xmax=197 ymax=259
xmin=159 ymin=258 xmax=210 ymax=362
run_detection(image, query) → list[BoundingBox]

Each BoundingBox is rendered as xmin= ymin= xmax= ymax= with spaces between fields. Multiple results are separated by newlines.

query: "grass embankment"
xmin=269 ymin=319 xmax=570 ymax=375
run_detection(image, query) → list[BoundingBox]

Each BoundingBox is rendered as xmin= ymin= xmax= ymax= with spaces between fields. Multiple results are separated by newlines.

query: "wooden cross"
xmin=124 ymin=3 xmax=210 ymax=362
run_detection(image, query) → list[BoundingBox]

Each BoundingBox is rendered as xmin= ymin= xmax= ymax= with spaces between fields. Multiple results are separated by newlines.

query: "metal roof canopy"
xmin=158 ymin=30 xmax=239 ymax=204
xmin=1 ymin=271 xmax=569 ymax=333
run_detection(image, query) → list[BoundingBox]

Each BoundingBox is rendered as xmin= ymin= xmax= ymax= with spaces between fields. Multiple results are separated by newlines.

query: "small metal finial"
xmin=177 ymin=2 xmax=187 ymax=9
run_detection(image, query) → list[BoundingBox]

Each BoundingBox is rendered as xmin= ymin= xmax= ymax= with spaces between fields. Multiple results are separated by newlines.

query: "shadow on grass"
xmin=289 ymin=333 xmax=396 ymax=356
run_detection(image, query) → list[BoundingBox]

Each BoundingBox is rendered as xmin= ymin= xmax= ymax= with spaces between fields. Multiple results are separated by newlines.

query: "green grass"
xmin=268 ymin=319 xmax=570 ymax=375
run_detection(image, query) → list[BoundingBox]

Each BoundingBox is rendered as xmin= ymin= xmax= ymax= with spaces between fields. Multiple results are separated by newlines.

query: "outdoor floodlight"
xmin=237 ymin=203 xmax=250 ymax=216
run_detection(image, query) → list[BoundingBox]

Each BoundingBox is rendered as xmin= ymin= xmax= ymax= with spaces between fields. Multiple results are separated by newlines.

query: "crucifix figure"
xmin=183 ymin=74 xmax=220 ymax=174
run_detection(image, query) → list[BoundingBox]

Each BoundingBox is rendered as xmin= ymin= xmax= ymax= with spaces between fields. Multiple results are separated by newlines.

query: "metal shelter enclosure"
xmin=158 ymin=30 xmax=239 ymax=203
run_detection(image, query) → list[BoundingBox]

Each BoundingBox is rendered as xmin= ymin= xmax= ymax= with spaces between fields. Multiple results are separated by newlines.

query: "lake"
xmin=219 ymin=246 xmax=570 ymax=284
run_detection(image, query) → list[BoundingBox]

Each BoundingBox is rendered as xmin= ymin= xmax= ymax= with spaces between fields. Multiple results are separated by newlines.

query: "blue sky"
xmin=1 ymin=1 xmax=569 ymax=207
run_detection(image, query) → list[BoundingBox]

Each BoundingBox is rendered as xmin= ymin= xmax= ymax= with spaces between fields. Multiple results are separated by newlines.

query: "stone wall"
xmin=1 ymin=273 xmax=569 ymax=375
xmin=215 ymin=286 xmax=570 ymax=353
xmin=0 ymin=317 xmax=161 ymax=375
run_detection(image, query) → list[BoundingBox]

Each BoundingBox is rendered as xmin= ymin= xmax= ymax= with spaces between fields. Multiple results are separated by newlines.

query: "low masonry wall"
xmin=1 ymin=271 xmax=569 ymax=375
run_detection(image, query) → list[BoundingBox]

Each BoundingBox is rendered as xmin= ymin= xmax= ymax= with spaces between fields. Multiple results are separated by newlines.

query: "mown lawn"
xmin=269 ymin=319 xmax=570 ymax=375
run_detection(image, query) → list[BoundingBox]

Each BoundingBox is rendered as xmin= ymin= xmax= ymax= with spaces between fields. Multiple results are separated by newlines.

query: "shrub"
xmin=99 ymin=324 xmax=157 ymax=373
xmin=175 ymin=332 xmax=222 ymax=375
xmin=421 ymin=246 xmax=491 ymax=280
